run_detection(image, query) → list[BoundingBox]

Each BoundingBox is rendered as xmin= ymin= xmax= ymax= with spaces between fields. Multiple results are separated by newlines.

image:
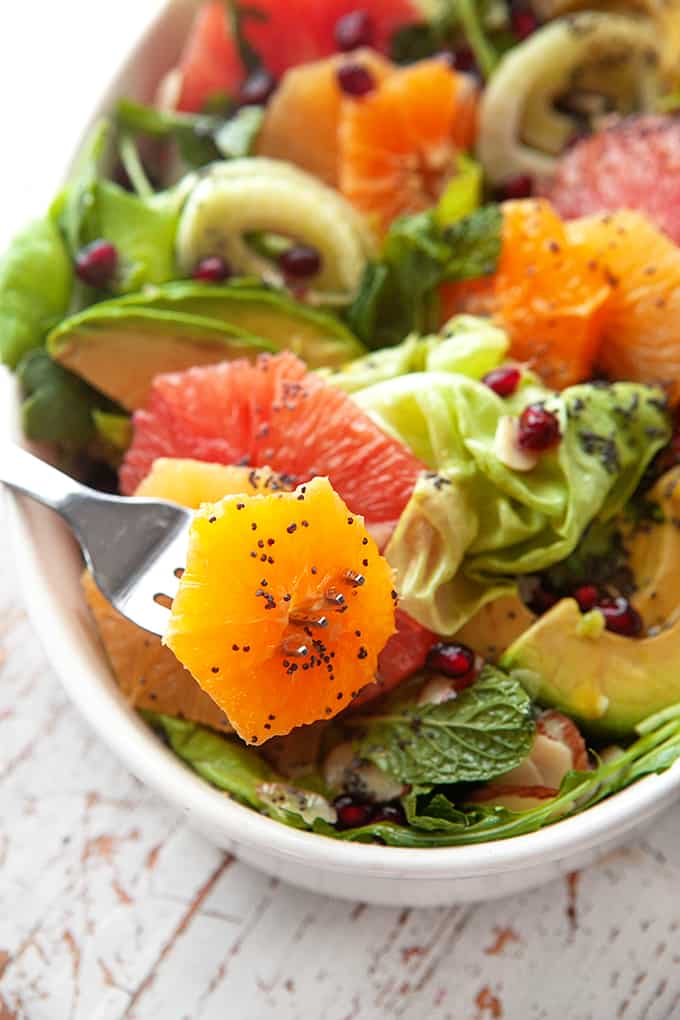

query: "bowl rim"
xmin=4 ymin=0 xmax=680 ymax=879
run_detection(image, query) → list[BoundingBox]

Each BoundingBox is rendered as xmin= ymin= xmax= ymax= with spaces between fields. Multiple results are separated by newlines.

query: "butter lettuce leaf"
xmin=355 ymin=376 xmax=670 ymax=633
xmin=324 ymin=315 xmax=509 ymax=394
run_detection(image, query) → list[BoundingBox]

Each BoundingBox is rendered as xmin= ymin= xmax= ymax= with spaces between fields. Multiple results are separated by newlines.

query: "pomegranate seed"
xmin=497 ymin=175 xmax=534 ymax=201
xmin=372 ymin=803 xmax=406 ymax=825
xmin=597 ymin=597 xmax=643 ymax=637
xmin=192 ymin=256 xmax=232 ymax=283
xmin=75 ymin=240 xmax=118 ymax=289
xmin=334 ymin=796 xmax=374 ymax=829
xmin=279 ymin=244 xmax=322 ymax=280
xmin=512 ymin=9 xmax=538 ymax=39
xmin=573 ymin=585 xmax=600 ymax=612
xmin=426 ymin=642 xmax=476 ymax=680
xmin=334 ymin=10 xmax=375 ymax=51
xmin=483 ymin=366 xmax=521 ymax=397
xmin=518 ymin=404 xmax=561 ymax=453
xmin=337 ymin=62 xmax=376 ymax=98
xmin=449 ymin=45 xmax=478 ymax=75
xmin=239 ymin=68 xmax=277 ymax=106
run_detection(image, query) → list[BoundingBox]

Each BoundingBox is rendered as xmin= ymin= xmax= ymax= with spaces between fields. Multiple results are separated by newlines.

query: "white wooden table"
xmin=2 ymin=3 xmax=680 ymax=1017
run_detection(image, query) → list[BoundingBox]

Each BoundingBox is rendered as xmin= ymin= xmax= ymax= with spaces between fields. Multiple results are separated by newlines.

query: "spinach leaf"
xmin=17 ymin=348 xmax=116 ymax=448
xmin=60 ymin=120 xmax=109 ymax=256
xmin=145 ymin=712 xmax=274 ymax=808
xmin=117 ymin=99 xmax=224 ymax=167
xmin=356 ymin=667 xmax=535 ymax=786
xmin=346 ymin=205 xmax=502 ymax=347
xmin=144 ymin=713 xmax=336 ymax=825
xmin=0 ymin=217 xmax=72 ymax=367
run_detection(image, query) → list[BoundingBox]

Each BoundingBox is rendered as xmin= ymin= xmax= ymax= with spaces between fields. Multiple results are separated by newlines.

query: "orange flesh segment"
xmin=567 ymin=211 xmax=680 ymax=404
xmin=165 ymin=476 xmax=397 ymax=743
xmin=494 ymin=199 xmax=611 ymax=389
xmin=135 ymin=460 xmax=290 ymax=507
xmin=256 ymin=49 xmax=393 ymax=187
xmin=339 ymin=59 xmax=479 ymax=235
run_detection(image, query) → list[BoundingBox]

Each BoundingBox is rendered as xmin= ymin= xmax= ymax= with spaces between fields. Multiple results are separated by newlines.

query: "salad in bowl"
xmin=4 ymin=0 xmax=680 ymax=853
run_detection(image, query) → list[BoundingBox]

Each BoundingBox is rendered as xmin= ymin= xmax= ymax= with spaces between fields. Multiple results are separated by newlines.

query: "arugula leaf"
xmin=17 ymin=348 xmax=116 ymax=448
xmin=226 ymin=1 xmax=268 ymax=75
xmin=356 ymin=667 xmax=535 ymax=786
xmin=0 ymin=217 xmax=72 ymax=368
xmin=345 ymin=205 xmax=502 ymax=347
xmin=326 ymin=704 xmax=680 ymax=846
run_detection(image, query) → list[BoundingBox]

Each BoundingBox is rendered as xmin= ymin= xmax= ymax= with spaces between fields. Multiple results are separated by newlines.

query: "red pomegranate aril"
xmin=279 ymin=244 xmax=322 ymax=280
xmin=597 ymin=597 xmax=643 ymax=637
xmin=337 ymin=62 xmax=376 ymax=98
xmin=483 ymin=366 xmax=521 ymax=397
xmin=239 ymin=68 xmax=277 ymax=106
xmin=573 ymin=585 xmax=600 ymax=612
xmin=517 ymin=404 xmax=561 ymax=453
xmin=497 ymin=175 xmax=534 ymax=201
xmin=512 ymin=9 xmax=538 ymax=39
xmin=75 ymin=240 xmax=118 ymax=289
xmin=192 ymin=255 xmax=232 ymax=283
xmin=334 ymin=796 xmax=374 ymax=829
xmin=334 ymin=10 xmax=375 ymax=51
xmin=529 ymin=584 xmax=559 ymax=615
xmin=449 ymin=45 xmax=478 ymax=75
xmin=426 ymin=642 xmax=476 ymax=679
xmin=372 ymin=803 xmax=406 ymax=825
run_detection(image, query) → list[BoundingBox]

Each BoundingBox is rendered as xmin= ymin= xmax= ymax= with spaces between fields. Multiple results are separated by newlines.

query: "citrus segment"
xmin=494 ymin=199 xmax=611 ymax=389
xmin=135 ymin=459 xmax=291 ymax=505
xmin=164 ymin=476 xmax=397 ymax=742
xmin=176 ymin=3 xmax=244 ymax=113
xmin=339 ymin=59 xmax=479 ymax=234
xmin=546 ymin=116 xmax=680 ymax=245
xmin=256 ymin=50 xmax=393 ymax=187
xmin=120 ymin=352 xmax=426 ymax=537
xmin=567 ymin=210 xmax=680 ymax=404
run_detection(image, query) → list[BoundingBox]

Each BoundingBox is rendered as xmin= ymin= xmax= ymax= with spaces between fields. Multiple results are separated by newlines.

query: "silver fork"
xmin=1 ymin=444 xmax=192 ymax=636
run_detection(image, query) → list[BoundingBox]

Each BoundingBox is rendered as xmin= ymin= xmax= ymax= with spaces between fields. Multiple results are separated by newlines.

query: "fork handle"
xmin=0 ymin=443 xmax=90 ymax=515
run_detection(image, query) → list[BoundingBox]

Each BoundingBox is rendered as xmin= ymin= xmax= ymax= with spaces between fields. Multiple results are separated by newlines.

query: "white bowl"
xmin=4 ymin=0 xmax=680 ymax=908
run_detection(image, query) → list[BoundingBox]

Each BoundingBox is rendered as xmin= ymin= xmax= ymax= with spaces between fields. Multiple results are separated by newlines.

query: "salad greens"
xmin=356 ymin=667 xmax=535 ymax=785
xmin=143 ymin=702 xmax=680 ymax=848
xmin=346 ymin=205 xmax=503 ymax=347
xmin=364 ymin=377 xmax=670 ymax=632
xmin=0 ymin=217 xmax=72 ymax=368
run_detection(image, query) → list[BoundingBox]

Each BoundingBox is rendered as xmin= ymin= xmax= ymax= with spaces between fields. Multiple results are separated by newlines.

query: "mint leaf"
xmin=358 ymin=667 xmax=535 ymax=786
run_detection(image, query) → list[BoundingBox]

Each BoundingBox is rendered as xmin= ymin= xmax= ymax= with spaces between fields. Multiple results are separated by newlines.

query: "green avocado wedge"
xmin=501 ymin=468 xmax=680 ymax=738
xmin=48 ymin=282 xmax=364 ymax=410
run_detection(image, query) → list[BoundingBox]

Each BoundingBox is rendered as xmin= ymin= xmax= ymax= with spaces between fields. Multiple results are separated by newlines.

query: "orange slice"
xmin=165 ymin=476 xmax=397 ymax=743
xmin=339 ymin=59 xmax=479 ymax=235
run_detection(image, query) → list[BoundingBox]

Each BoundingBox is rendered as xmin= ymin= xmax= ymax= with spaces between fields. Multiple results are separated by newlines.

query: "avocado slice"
xmin=117 ymin=282 xmax=364 ymax=367
xmin=48 ymin=306 xmax=274 ymax=410
xmin=501 ymin=468 xmax=680 ymax=737
xmin=48 ymin=282 xmax=364 ymax=410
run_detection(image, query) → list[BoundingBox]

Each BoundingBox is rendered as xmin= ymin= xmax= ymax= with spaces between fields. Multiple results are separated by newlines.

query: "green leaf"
xmin=144 ymin=712 xmax=274 ymax=808
xmin=214 ymin=105 xmax=265 ymax=158
xmin=357 ymin=667 xmax=535 ymax=785
xmin=0 ymin=217 xmax=72 ymax=368
xmin=60 ymin=120 xmax=109 ymax=256
xmin=226 ymin=1 xmax=267 ymax=75
xmin=456 ymin=0 xmax=499 ymax=78
xmin=441 ymin=204 xmax=502 ymax=280
xmin=17 ymin=348 xmax=115 ymax=448
xmin=116 ymin=98 xmax=224 ymax=168
xmin=92 ymin=410 xmax=132 ymax=453
xmin=435 ymin=154 xmax=483 ymax=227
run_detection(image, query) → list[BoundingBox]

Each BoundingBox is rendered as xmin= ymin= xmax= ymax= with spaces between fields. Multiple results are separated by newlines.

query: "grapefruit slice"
xmin=120 ymin=351 xmax=425 ymax=537
xmin=176 ymin=0 xmax=420 ymax=113
xmin=494 ymin=199 xmax=611 ymax=389
xmin=339 ymin=59 xmax=479 ymax=235
xmin=545 ymin=116 xmax=680 ymax=245
xmin=567 ymin=210 xmax=680 ymax=404
xmin=164 ymin=476 xmax=397 ymax=742
xmin=256 ymin=49 xmax=393 ymax=187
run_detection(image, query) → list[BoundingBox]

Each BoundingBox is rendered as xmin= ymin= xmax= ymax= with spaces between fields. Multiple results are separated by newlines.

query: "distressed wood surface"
xmin=1 ymin=531 xmax=680 ymax=1020
xmin=2 ymin=3 xmax=680 ymax=1017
